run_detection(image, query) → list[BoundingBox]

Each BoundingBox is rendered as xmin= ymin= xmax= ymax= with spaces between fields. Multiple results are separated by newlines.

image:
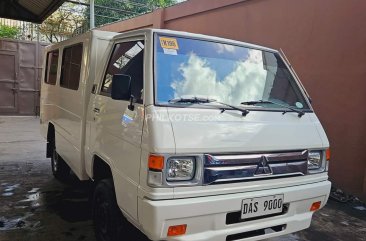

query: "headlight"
xmin=167 ymin=157 xmax=195 ymax=181
xmin=308 ymin=150 xmax=326 ymax=174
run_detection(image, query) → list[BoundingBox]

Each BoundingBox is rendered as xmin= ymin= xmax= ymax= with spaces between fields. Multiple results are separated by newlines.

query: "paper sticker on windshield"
xmin=163 ymin=48 xmax=177 ymax=55
xmin=160 ymin=37 xmax=179 ymax=50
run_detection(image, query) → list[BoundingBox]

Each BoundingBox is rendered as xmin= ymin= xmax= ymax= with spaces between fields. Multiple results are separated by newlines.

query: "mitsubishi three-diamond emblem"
xmin=254 ymin=155 xmax=273 ymax=176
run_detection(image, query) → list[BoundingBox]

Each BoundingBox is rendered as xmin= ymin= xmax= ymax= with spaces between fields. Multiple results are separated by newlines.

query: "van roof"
xmin=44 ymin=30 xmax=119 ymax=51
xmin=112 ymin=28 xmax=278 ymax=53
xmin=46 ymin=28 xmax=277 ymax=53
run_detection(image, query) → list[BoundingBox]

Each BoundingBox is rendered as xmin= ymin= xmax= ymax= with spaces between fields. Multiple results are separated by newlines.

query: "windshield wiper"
xmin=241 ymin=100 xmax=305 ymax=118
xmin=168 ymin=97 xmax=249 ymax=116
xmin=214 ymin=101 xmax=249 ymax=116
xmin=168 ymin=97 xmax=216 ymax=104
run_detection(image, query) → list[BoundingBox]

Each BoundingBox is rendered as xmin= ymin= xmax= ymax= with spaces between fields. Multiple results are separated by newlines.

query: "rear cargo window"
xmin=60 ymin=43 xmax=83 ymax=90
xmin=101 ymin=40 xmax=144 ymax=104
xmin=44 ymin=50 xmax=59 ymax=85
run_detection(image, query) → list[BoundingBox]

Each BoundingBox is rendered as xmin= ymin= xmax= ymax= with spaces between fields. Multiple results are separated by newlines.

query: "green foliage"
xmin=39 ymin=3 xmax=85 ymax=42
xmin=86 ymin=0 xmax=177 ymax=27
xmin=0 ymin=24 xmax=20 ymax=39
xmin=147 ymin=0 xmax=177 ymax=8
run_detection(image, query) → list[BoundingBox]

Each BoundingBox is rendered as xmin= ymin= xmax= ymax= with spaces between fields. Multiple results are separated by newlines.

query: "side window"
xmin=60 ymin=43 xmax=83 ymax=90
xmin=101 ymin=40 xmax=144 ymax=104
xmin=45 ymin=50 xmax=59 ymax=85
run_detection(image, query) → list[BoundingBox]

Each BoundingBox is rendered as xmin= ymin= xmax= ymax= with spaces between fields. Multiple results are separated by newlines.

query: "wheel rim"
xmin=52 ymin=149 xmax=58 ymax=172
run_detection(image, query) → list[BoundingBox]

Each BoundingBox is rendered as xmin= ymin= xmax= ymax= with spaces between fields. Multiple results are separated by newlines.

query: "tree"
xmin=146 ymin=0 xmax=177 ymax=9
xmin=85 ymin=0 xmax=177 ymax=27
xmin=0 ymin=24 xmax=20 ymax=39
xmin=39 ymin=3 xmax=85 ymax=43
xmin=39 ymin=0 xmax=178 ymax=43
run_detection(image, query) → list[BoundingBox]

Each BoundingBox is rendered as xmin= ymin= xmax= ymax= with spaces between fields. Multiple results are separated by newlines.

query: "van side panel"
xmin=41 ymin=33 xmax=92 ymax=180
xmin=41 ymin=31 xmax=118 ymax=181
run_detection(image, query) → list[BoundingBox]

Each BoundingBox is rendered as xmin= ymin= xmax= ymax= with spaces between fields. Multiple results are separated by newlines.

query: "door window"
xmin=60 ymin=43 xmax=83 ymax=90
xmin=45 ymin=50 xmax=59 ymax=85
xmin=101 ymin=40 xmax=144 ymax=104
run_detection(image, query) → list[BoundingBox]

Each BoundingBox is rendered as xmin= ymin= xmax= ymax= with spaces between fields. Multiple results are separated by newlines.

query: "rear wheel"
xmin=51 ymin=147 xmax=71 ymax=182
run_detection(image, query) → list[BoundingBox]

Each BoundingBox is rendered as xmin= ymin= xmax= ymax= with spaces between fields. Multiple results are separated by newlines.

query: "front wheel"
xmin=93 ymin=179 xmax=122 ymax=241
xmin=51 ymin=148 xmax=70 ymax=182
xmin=92 ymin=179 xmax=152 ymax=241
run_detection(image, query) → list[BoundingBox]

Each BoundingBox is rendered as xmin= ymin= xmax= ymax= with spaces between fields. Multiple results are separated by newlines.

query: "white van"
xmin=40 ymin=29 xmax=331 ymax=241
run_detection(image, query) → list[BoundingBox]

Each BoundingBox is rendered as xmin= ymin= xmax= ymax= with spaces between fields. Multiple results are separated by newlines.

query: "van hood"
xmin=166 ymin=107 xmax=328 ymax=154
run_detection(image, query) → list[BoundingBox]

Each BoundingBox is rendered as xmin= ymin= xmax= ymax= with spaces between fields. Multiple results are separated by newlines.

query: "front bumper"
xmin=138 ymin=180 xmax=331 ymax=241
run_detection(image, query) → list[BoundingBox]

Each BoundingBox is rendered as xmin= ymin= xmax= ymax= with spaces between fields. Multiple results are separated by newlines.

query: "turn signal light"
xmin=167 ymin=224 xmax=187 ymax=236
xmin=148 ymin=155 xmax=164 ymax=171
xmin=310 ymin=201 xmax=321 ymax=212
xmin=326 ymin=148 xmax=331 ymax=161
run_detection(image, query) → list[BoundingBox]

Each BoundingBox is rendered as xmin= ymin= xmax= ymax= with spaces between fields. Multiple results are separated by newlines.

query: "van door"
xmin=89 ymin=39 xmax=145 ymax=221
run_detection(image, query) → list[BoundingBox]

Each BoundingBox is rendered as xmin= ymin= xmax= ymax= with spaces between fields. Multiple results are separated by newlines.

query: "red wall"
xmin=100 ymin=0 xmax=366 ymax=200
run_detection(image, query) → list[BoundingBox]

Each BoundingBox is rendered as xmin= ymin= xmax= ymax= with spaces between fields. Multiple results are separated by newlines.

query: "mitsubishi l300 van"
xmin=40 ymin=29 xmax=331 ymax=241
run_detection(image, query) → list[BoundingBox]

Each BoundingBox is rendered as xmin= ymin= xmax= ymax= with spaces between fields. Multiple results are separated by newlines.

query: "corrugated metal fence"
xmin=0 ymin=38 xmax=47 ymax=115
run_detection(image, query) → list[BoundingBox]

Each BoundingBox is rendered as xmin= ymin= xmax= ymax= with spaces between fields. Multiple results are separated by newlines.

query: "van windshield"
xmin=154 ymin=35 xmax=310 ymax=110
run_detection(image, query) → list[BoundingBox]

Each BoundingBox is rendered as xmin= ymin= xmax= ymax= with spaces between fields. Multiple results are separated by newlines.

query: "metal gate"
xmin=0 ymin=39 xmax=47 ymax=115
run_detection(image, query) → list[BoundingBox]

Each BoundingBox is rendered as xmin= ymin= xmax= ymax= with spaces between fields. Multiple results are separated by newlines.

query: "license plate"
xmin=241 ymin=194 xmax=284 ymax=219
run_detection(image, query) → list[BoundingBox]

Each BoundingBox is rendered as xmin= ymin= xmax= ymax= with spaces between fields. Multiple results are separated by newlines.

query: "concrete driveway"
xmin=0 ymin=116 xmax=365 ymax=241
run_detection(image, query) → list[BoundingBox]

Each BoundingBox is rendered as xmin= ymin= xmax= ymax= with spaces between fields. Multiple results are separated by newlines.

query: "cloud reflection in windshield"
xmin=171 ymin=49 xmax=276 ymax=105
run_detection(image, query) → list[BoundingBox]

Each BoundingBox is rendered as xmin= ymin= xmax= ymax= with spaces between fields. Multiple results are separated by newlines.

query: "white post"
xmin=90 ymin=0 xmax=95 ymax=29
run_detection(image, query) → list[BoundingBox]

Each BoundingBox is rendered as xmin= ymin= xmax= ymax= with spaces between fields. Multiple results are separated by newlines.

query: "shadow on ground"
xmin=0 ymin=160 xmax=95 ymax=241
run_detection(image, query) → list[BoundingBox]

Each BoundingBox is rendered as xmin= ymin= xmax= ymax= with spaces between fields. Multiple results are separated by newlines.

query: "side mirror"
xmin=111 ymin=74 xmax=131 ymax=100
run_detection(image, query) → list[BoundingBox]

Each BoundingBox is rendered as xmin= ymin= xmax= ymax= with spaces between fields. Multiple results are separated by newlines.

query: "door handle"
xmin=91 ymin=84 xmax=97 ymax=94
xmin=93 ymin=108 xmax=100 ymax=113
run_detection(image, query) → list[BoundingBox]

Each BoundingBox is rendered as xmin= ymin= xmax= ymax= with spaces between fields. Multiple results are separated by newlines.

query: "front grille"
xmin=226 ymin=224 xmax=286 ymax=241
xmin=226 ymin=203 xmax=289 ymax=225
xmin=204 ymin=150 xmax=308 ymax=185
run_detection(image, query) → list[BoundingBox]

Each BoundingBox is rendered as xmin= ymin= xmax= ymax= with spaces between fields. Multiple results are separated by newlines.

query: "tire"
xmin=93 ymin=179 xmax=123 ymax=241
xmin=51 ymin=147 xmax=71 ymax=182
